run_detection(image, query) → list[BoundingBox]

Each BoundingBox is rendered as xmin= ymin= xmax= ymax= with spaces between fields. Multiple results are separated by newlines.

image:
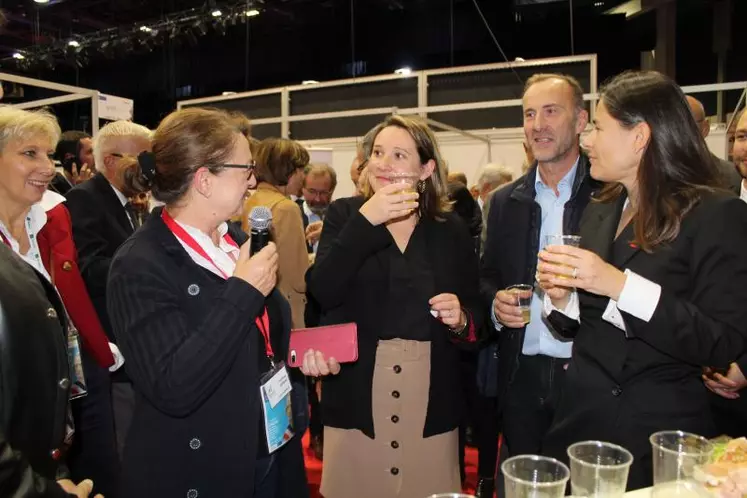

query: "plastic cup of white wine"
xmin=507 ymin=284 xmax=533 ymax=324
xmin=389 ymin=172 xmax=419 ymax=195
xmin=544 ymin=235 xmax=582 ymax=279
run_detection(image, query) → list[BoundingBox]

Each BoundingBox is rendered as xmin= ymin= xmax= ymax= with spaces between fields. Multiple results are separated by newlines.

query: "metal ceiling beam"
xmin=603 ymin=0 xmax=675 ymax=19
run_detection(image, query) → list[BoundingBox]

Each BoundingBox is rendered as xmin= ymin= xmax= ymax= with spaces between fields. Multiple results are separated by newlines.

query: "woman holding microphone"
xmin=537 ymin=71 xmax=747 ymax=488
xmin=310 ymin=115 xmax=483 ymax=498
xmin=107 ymin=107 xmax=337 ymax=497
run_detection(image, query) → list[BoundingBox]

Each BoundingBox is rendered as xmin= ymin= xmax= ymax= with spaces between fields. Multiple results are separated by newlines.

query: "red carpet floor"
xmin=301 ymin=431 xmax=481 ymax=498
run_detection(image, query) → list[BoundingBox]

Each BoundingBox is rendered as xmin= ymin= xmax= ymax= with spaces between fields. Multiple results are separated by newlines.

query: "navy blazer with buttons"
xmin=107 ymin=208 xmax=308 ymax=498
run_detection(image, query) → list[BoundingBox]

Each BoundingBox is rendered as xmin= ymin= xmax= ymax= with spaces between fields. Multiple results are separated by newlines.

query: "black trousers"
xmin=308 ymin=378 xmax=323 ymax=439
xmin=68 ymin=348 xmax=121 ymax=498
xmin=710 ymin=391 xmax=747 ymax=438
xmin=458 ymin=351 xmax=501 ymax=481
xmin=501 ymin=354 xmax=567 ymax=456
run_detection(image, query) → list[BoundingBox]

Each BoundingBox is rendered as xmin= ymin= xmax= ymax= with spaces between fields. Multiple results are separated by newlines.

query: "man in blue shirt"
xmin=297 ymin=163 xmax=337 ymax=254
xmin=479 ymin=74 xmax=599 ymax=481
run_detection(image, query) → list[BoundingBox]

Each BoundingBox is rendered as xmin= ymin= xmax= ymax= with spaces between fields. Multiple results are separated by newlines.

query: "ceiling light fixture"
xmin=245 ymin=9 xmax=260 ymax=17
xmin=33 ymin=0 xmax=50 ymax=4
xmin=394 ymin=67 xmax=412 ymax=76
xmin=68 ymin=40 xmax=81 ymax=47
xmin=302 ymin=80 xmax=320 ymax=85
xmin=211 ymin=9 xmax=223 ymax=17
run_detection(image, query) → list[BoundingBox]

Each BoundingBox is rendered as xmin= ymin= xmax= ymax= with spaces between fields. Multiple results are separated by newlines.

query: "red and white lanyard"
xmin=161 ymin=209 xmax=274 ymax=363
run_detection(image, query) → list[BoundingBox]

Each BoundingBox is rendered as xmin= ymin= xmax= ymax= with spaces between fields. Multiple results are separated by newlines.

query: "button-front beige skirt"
xmin=320 ymin=339 xmax=461 ymax=498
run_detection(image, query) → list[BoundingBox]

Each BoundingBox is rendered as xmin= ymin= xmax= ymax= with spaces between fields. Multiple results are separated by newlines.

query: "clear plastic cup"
xmin=502 ymin=455 xmax=570 ymax=498
xmin=426 ymin=494 xmax=476 ymax=498
xmin=389 ymin=172 xmax=419 ymax=195
xmin=545 ymin=234 xmax=582 ymax=248
xmin=567 ymin=441 xmax=634 ymax=498
xmin=544 ymin=235 xmax=582 ymax=279
xmin=507 ymin=284 xmax=533 ymax=324
xmin=650 ymin=431 xmax=713 ymax=498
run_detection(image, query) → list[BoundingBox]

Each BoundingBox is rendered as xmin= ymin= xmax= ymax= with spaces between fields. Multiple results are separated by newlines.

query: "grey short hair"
xmin=304 ymin=163 xmax=337 ymax=191
xmin=477 ymin=163 xmax=513 ymax=189
xmin=93 ymin=120 xmax=152 ymax=173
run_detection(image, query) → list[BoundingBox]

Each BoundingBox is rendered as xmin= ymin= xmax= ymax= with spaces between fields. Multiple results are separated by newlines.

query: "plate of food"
xmin=694 ymin=437 xmax=747 ymax=498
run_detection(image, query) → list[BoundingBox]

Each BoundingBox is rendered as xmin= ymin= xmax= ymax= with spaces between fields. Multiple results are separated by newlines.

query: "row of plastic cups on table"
xmin=500 ymin=431 xmax=713 ymax=498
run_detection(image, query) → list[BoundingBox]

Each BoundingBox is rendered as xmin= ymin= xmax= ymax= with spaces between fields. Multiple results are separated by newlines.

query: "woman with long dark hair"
xmin=537 ymin=70 xmax=747 ymax=489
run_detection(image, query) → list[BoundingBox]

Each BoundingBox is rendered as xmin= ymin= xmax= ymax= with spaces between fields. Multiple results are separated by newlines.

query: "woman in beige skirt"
xmin=309 ymin=115 xmax=484 ymax=498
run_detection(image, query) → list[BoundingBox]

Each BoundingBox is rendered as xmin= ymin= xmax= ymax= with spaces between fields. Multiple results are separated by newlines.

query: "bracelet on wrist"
xmin=449 ymin=309 xmax=469 ymax=336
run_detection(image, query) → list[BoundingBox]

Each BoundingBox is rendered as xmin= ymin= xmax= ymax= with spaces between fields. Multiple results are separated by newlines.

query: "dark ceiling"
xmin=0 ymin=0 xmax=741 ymax=131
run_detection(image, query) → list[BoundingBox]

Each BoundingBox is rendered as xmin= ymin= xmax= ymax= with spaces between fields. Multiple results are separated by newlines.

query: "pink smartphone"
xmin=287 ymin=323 xmax=359 ymax=367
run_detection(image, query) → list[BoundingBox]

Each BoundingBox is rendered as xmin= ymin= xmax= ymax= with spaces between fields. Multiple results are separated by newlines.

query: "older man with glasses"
xmin=299 ymin=163 xmax=337 ymax=254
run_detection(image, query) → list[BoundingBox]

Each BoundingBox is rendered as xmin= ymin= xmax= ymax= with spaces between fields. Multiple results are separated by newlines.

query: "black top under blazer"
xmin=309 ymin=196 xmax=485 ymax=439
xmin=107 ymin=208 xmax=308 ymax=498
xmin=543 ymin=191 xmax=747 ymax=490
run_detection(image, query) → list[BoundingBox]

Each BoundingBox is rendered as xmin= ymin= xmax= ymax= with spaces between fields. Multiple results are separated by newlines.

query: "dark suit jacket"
xmin=106 ymin=209 xmax=308 ymax=498
xmin=712 ymin=152 xmax=742 ymax=195
xmin=0 ymin=244 xmax=72 ymax=498
xmin=65 ymin=174 xmax=133 ymax=346
xmin=48 ymin=173 xmax=73 ymax=196
xmin=479 ymin=155 xmax=599 ymax=413
xmin=309 ymin=196 xmax=484 ymax=438
xmin=38 ymin=203 xmax=114 ymax=368
xmin=448 ymin=181 xmax=483 ymax=253
xmin=544 ymin=191 xmax=747 ymax=490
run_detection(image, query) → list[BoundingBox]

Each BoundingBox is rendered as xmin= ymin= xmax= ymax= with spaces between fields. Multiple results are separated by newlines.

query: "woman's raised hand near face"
xmin=359 ymin=183 xmax=418 ymax=226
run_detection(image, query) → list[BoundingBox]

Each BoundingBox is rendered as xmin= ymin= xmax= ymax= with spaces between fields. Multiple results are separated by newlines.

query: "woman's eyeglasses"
xmin=222 ymin=160 xmax=256 ymax=172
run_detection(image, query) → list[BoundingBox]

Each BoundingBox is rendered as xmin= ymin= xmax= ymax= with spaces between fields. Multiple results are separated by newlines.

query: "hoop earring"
xmin=417 ymin=180 xmax=426 ymax=193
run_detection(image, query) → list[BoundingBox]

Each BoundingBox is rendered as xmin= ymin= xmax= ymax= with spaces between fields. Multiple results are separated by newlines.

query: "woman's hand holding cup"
xmin=359 ymin=183 xmax=419 ymax=226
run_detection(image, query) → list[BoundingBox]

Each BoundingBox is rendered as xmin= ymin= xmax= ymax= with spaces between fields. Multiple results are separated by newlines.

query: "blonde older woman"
xmin=0 ymin=106 xmax=108 ymax=497
xmin=310 ymin=115 xmax=484 ymax=498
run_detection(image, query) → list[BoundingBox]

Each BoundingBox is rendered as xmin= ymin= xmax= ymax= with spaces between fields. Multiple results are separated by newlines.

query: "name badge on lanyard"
xmin=256 ymin=311 xmax=294 ymax=454
xmin=161 ymin=209 xmax=294 ymax=453
xmin=0 ymin=223 xmax=87 ymax=402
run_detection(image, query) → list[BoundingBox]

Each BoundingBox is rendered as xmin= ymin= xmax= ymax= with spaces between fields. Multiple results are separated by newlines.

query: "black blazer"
xmin=0 ymin=244 xmax=71 ymax=498
xmin=712 ymin=152 xmax=742 ymax=195
xmin=48 ymin=172 xmax=73 ymax=196
xmin=309 ymin=196 xmax=484 ymax=438
xmin=544 ymin=191 xmax=747 ymax=490
xmin=106 ymin=209 xmax=308 ymax=498
xmin=479 ymin=156 xmax=599 ymax=412
xmin=65 ymin=173 xmax=134 ymax=344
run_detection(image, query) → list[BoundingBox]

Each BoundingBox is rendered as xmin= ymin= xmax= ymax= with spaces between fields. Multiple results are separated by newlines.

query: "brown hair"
xmin=254 ymin=138 xmax=309 ymax=187
xmin=229 ymin=111 xmax=252 ymax=139
xmin=594 ymin=70 xmax=721 ymax=252
xmin=524 ymin=73 xmax=585 ymax=112
xmin=360 ymin=114 xmax=452 ymax=219
xmin=122 ymin=107 xmax=246 ymax=204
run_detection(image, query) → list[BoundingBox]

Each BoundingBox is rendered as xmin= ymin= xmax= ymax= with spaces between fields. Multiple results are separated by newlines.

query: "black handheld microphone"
xmin=249 ymin=206 xmax=273 ymax=256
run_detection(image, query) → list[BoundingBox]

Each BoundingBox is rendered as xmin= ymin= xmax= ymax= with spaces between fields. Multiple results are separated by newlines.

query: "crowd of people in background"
xmin=2 ymin=67 xmax=747 ymax=498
